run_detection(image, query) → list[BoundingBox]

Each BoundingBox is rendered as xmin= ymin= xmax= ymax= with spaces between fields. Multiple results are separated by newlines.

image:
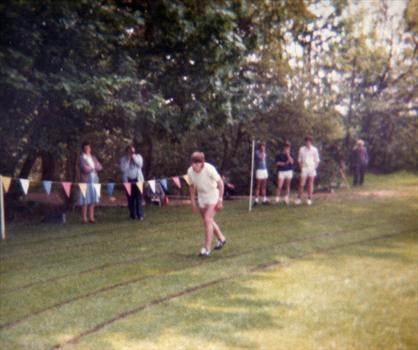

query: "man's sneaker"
xmin=284 ymin=196 xmax=290 ymax=205
xmin=214 ymin=240 xmax=226 ymax=250
xmin=198 ymin=247 xmax=210 ymax=257
xmin=295 ymin=198 xmax=302 ymax=205
xmin=307 ymin=199 xmax=312 ymax=206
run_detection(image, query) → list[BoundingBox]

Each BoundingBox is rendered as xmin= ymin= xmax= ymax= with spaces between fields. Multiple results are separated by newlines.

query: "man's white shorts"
xmin=198 ymin=189 xmax=220 ymax=209
xmin=301 ymin=167 xmax=317 ymax=178
xmin=278 ymin=170 xmax=293 ymax=180
xmin=256 ymin=169 xmax=268 ymax=180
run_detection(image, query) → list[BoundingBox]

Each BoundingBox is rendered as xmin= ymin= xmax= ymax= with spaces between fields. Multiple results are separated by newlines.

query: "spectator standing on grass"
xmin=275 ymin=141 xmax=294 ymax=204
xmin=351 ymin=139 xmax=369 ymax=186
xmin=254 ymin=142 xmax=269 ymax=205
xmin=79 ymin=142 xmax=103 ymax=223
xmin=295 ymin=137 xmax=320 ymax=206
xmin=187 ymin=152 xmax=226 ymax=257
xmin=120 ymin=144 xmax=145 ymax=220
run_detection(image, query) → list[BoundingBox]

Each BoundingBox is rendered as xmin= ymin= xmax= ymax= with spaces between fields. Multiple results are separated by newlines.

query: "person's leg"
xmin=82 ymin=205 xmax=88 ymax=223
xmin=298 ymin=175 xmax=307 ymax=199
xmin=255 ymin=178 xmax=261 ymax=203
xmin=127 ymin=187 xmax=135 ymax=219
xmin=131 ymin=185 xmax=140 ymax=218
xmin=276 ymin=176 xmax=284 ymax=202
xmin=307 ymin=176 xmax=314 ymax=199
xmin=200 ymin=205 xmax=216 ymax=252
xmin=359 ymin=165 xmax=365 ymax=185
xmin=137 ymin=190 xmax=144 ymax=219
xmin=353 ymin=166 xmax=360 ymax=186
xmin=212 ymin=219 xmax=226 ymax=242
xmin=88 ymin=204 xmax=95 ymax=222
xmin=261 ymin=179 xmax=268 ymax=202
xmin=284 ymin=178 xmax=291 ymax=199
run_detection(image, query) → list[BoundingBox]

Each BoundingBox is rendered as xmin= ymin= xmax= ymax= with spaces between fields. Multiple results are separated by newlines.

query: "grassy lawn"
xmin=0 ymin=172 xmax=417 ymax=350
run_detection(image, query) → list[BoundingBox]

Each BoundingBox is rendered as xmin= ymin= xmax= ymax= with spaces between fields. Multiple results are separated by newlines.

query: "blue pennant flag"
xmin=42 ymin=180 xmax=52 ymax=195
xmin=159 ymin=178 xmax=168 ymax=192
xmin=106 ymin=182 xmax=115 ymax=196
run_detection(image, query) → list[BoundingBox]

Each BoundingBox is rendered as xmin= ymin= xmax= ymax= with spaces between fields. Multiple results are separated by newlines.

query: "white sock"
xmin=263 ymin=196 xmax=267 ymax=202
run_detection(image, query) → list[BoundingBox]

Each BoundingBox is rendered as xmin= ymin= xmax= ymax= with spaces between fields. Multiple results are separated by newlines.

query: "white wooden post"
xmin=249 ymin=139 xmax=255 ymax=212
xmin=0 ymin=175 xmax=6 ymax=240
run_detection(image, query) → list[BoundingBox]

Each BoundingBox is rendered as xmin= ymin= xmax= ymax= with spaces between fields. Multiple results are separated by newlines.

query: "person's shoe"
xmin=284 ymin=196 xmax=290 ymax=205
xmin=198 ymin=247 xmax=210 ymax=257
xmin=306 ymin=199 xmax=312 ymax=206
xmin=295 ymin=198 xmax=302 ymax=205
xmin=253 ymin=201 xmax=258 ymax=207
xmin=214 ymin=240 xmax=226 ymax=250
xmin=138 ymin=216 xmax=144 ymax=221
xmin=262 ymin=200 xmax=270 ymax=205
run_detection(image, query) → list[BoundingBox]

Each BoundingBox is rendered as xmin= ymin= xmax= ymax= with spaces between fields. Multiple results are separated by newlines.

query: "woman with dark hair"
xmin=79 ymin=142 xmax=103 ymax=223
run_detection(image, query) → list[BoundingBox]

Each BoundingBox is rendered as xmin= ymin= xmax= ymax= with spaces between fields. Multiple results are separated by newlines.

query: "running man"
xmin=275 ymin=141 xmax=294 ymax=204
xmin=187 ymin=152 xmax=226 ymax=257
xmin=295 ymin=137 xmax=320 ymax=205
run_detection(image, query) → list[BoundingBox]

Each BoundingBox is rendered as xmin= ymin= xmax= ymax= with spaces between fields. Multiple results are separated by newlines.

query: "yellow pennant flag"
xmin=2 ymin=176 xmax=12 ymax=193
xmin=183 ymin=174 xmax=191 ymax=185
xmin=79 ymin=183 xmax=87 ymax=198
xmin=136 ymin=181 xmax=144 ymax=194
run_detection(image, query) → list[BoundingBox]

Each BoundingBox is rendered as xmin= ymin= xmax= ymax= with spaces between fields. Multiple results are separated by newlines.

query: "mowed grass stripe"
xmin=50 ymin=230 xmax=407 ymax=350
xmin=0 ymin=222 xmax=391 ymax=294
xmin=0 ymin=224 xmax=411 ymax=331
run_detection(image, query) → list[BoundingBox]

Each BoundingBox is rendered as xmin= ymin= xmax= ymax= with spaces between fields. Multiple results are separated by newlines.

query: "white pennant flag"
xmin=148 ymin=179 xmax=156 ymax=193
xmin=19 ymin=178 xmax=30 ymax=195
xmin=93 ymin=183 xmax=101 ymax=199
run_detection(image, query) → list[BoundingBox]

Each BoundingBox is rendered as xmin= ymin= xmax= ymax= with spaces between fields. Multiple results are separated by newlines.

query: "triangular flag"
xmin=123 ymin=182 xmax=132 ymax=196
xmin=107 ymin=183 xmax=115 ymax=196
xmin=62 ymin=182 xmax=72 ymax=198
xmin=148 ymin=180 xmax=156 ymax=193
xmin=172 ymin=176 xmax=181 ymax=189
xmin=42 ymin=180 xmax=52 ymax=195
xmin=136 ymin=181 xmax=144 ymax=194
xmin=93 ymin=183 xmax=101 ymax=198
xmin=2 ymin=176 xmax=12 ymax=193
xmin=183 ymin=174 xmax=191 ymax=185
xmin=160 ymin=178 xmax=168 ymax=192
xmin=19 ymin=178 xmax=30 ymax=195
xmin=79 ymin=183 xmax=87 ymax=198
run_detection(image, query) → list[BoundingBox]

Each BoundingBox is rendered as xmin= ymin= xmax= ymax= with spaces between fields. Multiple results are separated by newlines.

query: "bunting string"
xmin=0 ymin=174 xmax=191 ymax=197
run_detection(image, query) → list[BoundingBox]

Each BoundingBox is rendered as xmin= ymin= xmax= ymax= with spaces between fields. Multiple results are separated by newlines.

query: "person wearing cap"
xmin=351 ymin=139 xmax=369 ymax=186
xmin=295 ymin=136 xmax=320 ymax=206
xmin=187 ymin=152 xmax=226 ymax=257
xmin=275 ymin=141 xmax=294 ymax=204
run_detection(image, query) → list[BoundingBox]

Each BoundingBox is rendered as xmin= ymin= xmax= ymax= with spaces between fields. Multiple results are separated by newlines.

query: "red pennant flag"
xmin=123 ymin=182 xmax=132 ymax=196
xmin=62 ymin=182 xmax=72 ymax=198
xmin=172 ymin=176 xmax=181 ymax=189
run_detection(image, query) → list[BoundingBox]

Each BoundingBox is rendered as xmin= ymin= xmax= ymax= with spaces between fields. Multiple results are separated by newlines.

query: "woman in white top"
xmin=79 ymin=142 xmax=103 ymax=223
xmin=187 ymin=152 xmax=226 ymax=257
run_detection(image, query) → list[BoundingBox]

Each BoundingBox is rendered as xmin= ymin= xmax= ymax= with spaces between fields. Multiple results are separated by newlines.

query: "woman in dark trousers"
xmin=351 ymin=139 xmax=369 ymax=186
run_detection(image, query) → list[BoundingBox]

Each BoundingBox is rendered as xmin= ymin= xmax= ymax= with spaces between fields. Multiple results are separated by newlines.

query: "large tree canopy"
xmin=0 ymin=0 xmax=416 ymax=192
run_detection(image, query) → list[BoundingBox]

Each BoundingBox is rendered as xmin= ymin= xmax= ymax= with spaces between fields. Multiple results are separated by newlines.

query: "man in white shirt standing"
xmin=187 ymin=151 xmax=226 ymax=257
xmin=295 ymin=137 xmax=320 ymax=205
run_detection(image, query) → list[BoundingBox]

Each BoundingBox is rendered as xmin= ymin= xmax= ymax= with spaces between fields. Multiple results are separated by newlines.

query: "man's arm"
xmin=189 ymin=184 xmax=197 ymax=212
xmin=215 ymin=178 xmax=224 ymax=210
